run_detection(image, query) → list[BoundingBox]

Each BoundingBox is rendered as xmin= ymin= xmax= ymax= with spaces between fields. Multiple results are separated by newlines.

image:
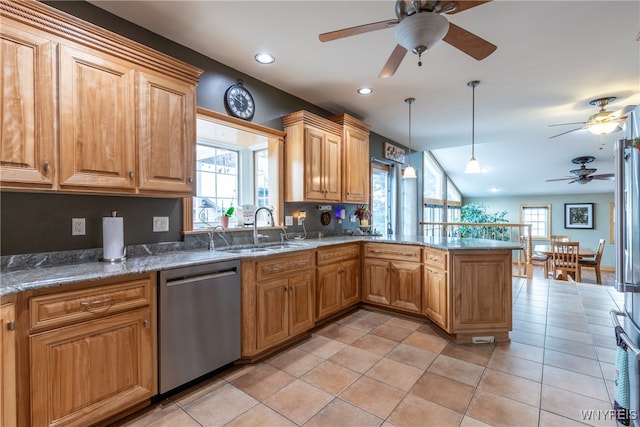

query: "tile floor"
xmin=119 ymin=277 xmax=624 ymax=427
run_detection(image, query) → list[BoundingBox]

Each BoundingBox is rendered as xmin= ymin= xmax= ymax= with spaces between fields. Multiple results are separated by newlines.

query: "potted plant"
xmin=354 ymin=205 xmax=371 ymax=226
xmin=220 ymin=205 xmax=234 ymax=228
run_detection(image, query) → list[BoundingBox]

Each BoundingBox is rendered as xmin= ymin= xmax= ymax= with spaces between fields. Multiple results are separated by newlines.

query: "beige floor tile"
xmin=182 ymin=383 xmax=258 ymax=427
xmin=371 ymin=323 xmax=413 ymax=342
xmin=492 ymin=340 xmax=545 ymax=363
xmin=301 ymin=360 xmax=361 ymax=395
xmin=229 ymin=363 xmax=295 ymax=401
xmin=344 ymin=315 xmax=386 ymax=332
xmin=409 ymin=372 xmax=475 ymax=414
xmin=510 ymin=329 xmax=547 ymax=347
xmin=297 ymin=334 xmax=347 ymax=359
xmin=304 ymin=398 xmax=383 ymax=427
xmin=543 ymin=349 xmax=603 ymax=378
xmin=512 ymin=318 xmax=548 ymax=334
xmin=466 ymin=389 xmax=538 ymax=427
xmin=486 ymin=351 xmax=543 ymax=382
xmin=592 ymin=333 xmax=615 ymax=349
xmin=459 ymin=415 xmax=493 ymax=427
xmin=440 ymin=342 xmax=494 ymax=366
xmin=365 ymin=357 xmax=423 ymax=391
xmin=339 ymin=376 xmax=406 ymax=419
xmin=351 ymin=334 xmax=398 ymax=356
xmin=225 ymin=403 xmax=297 ymax=427
xmin=387 ymin=394 xmax=463 ymax=427
xmin=542 ymin=365 xmax=609 ymax=402
xmin=416 ymin=322 xmax=442 ymax=336
xmin=267 ymin=348 xmax=324 ymax=377
xmin=264 ymin=380 xmax=333 ymax=425
xmin=360 ymin=309 xmax=394 ymax=323
xmin=538 ymin=409 xmax=592 ymax=426
xmin=595 ymin=346 xmax=616 ymax=364
xmin=174 ymin=376 xmax=229 ymax=407
xmin=600 ymin=361 xmax=615 ymax=381
xmin=428 ymin=354 xmax=485 ymax=387
xmin=546 ymin=325 xmax=594 ymax=344
xmin=478 ymin=368 xmax=541 ymax=407
xmin=121 ymin=403 xmax=200 ymax=427
xmin=403 ymin=330 xmax=449 ymax=353
xmin=540 ymin=384 xmax=615 ymax=426
xmin=330 ymin=345 xmax=382 ymax=373
xmin=315 ymin=323 xmax=366 ymax=344
xmin=386 ymin=343 xmax=437 ymax=370
xmin=544 ymin=336 xmax=598 ymax=359
xmin=547 ymin=316 xmax=589 ymax=332
xmin=384 ymin=316 xmax=423 ymax=331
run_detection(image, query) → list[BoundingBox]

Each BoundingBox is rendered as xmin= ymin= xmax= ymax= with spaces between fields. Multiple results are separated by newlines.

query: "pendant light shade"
xmin=403 ymin=97 xmax=417 ymax=179
xmin=465 ymin=80 xmax=482 ymax=174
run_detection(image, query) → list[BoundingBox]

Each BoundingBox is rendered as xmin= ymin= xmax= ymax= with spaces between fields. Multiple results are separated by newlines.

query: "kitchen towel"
xmin=102 ymin=213 xmax=126 ymax=261
xmin=615 ymin=325 xmax=630 ymax=426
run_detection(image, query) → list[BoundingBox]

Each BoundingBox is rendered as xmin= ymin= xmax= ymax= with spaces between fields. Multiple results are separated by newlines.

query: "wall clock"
xmin=224 ymin=80 xmax=255 ymax=121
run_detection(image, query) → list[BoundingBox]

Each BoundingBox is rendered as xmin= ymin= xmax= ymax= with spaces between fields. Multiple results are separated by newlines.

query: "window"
xmin=445 ymin=177 xmax=462 ymax=223
xmin=195 ymin=144 xmax=238 ymax=228
xmin=371 ymin=163 xmax=391 ymax=233
xmin=254 ymin=149 xmax=269 ymax=207
xmin=520 ymin=204 xmax=551 ymax=239
xmin=423 ymin=152 xmax=445 ymax=236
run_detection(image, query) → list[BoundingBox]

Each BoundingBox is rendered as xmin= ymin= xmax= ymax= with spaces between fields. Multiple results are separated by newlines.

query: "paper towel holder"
xmin=101 ymin=211 xmax=127 ymax=263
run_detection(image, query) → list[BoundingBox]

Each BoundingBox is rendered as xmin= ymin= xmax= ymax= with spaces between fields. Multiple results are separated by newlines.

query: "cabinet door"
xmin=1 ymin=303 xmax=16 ymax=427
xmin=288 ymin=272 xmax=314 ymax=337
xmin=316 ymin=264 xmax=341 ymax=320
xmin=322 ymin=132 xmax=341 ymax=201
xmin=30 ymin=308 xmax=154 ymax=427
xmin=390 ymin=261 xmax=422 ymax=313
xmin=341 ymin=258 xmax=361 ymax=307
xmin=58 ymin=44 xmax=136 ymax=191
xmin=1 ymin=22 xmax=55 ymax=188
xmin=304 ymin=127 xmax=326 ymax=200
xmin=138 ymin=71 xmax=195 ymax=195
xmin=256 ymin=278 xmax=289 ymax=351
xmin=424 ymin=266 xmax=449 ymax=331
xmin=363 ymin=258 xmax=390 ymax=305
xmin=342 ymin=126 xmax=369 ymax=203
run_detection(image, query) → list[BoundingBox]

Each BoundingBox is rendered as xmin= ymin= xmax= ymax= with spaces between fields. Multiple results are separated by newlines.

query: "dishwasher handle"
xmin=166 ymin=269 xmax=237 ymax=287
xmin=610 ymin=309 xmax=640 ymax=360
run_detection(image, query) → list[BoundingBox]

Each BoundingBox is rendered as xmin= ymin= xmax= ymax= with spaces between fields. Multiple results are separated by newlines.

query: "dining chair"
xmin=579 ymin=238 xmax=605 ymax=285
xmin=547 ymin=235 xmax=571 ymax=274
xmin=552 ymin=241 xmax=580 ymax=282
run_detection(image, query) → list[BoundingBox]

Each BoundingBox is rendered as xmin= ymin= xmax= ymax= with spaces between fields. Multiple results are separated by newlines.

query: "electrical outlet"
xmin=72 ymin=218 xmax=86 ymax=236
xmin=153 ymin=216 xmax=169 ymax=232
xmin=297 ymin=210 xmax=306 ymax=225
xmin=285 ymin=215 xmax=293 ymax=226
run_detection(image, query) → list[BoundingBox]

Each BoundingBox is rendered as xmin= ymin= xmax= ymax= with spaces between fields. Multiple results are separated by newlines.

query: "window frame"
xmin=519 ymin=203 xmax=551 ymax=240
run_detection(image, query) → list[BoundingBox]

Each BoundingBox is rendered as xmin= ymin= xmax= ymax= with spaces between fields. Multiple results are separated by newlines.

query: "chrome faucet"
xmin=253 ymin=206 xmax=274 ymax=246
xmin=208 ymin=225 xmax=230 ymax=250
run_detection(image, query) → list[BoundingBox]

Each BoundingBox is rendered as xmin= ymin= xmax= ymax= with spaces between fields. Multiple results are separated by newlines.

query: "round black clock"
xmin=224 ymin=80 xmax=255 ymax=121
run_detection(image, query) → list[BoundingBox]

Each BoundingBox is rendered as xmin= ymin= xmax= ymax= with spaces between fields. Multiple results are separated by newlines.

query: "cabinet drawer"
xmin=256 ymin=251 xmax=315 ymax=281
xmin=364 ymin=243 xmax=421 ymax=262
xmin=317 ymin=244 xmax=360 ymax=265
xmin=30 ymin=276 xmax=153 ymax=331
xmin=424 ymin=248 xmax=448 ymax=270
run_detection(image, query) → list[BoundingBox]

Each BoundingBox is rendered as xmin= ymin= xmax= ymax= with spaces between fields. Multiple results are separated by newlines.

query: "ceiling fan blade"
xmin=591 ymin=173 xmax=615 ymax=180
xmin=379 ymin=44 xmax=408 ymax=78
xmin=548 ymin=122 xmax=587 ymax=127
xmin=548 ymin=127 xmax=584 ymax=139
xmin=443 ymin=23 xmax=496 ymax=60
xmin=319 ymin=19 xmax=398 ymax=42
xmin=445 ymin=1 xmax=492 ymax=14
xmin=546 ymin=177 xmax=574 ymax=182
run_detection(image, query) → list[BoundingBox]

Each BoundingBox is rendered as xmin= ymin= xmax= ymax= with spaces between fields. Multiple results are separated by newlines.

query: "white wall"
xmin=464 ymin=192 xmax=615 ymax=268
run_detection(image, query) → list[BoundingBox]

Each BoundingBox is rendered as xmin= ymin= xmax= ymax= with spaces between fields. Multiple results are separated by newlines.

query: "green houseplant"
xmin=460 ymin=202 xmax=509 ymax=240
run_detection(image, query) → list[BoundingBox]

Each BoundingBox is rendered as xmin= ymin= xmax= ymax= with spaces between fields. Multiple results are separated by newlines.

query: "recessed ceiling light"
xmin=489 ymin=187 xmax=500 ymax=192
xmin=357 ymin=87 xmax=373 ymax=95
xmin=254 ymin=52 xmax=275 ymax=64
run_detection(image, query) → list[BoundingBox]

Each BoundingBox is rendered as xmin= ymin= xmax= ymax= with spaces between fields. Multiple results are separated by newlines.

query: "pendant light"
xmin=403 ymin=97 xmax=417 ymax=179
xmin=465 ymin=80 xmax=482 ymax=174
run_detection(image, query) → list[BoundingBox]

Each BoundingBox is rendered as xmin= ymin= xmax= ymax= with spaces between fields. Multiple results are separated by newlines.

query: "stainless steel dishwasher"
xmin=158 ymin=260 xmax=241 ymax=395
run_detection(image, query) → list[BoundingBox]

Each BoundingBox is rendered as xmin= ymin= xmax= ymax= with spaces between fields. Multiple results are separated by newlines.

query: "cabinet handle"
xmin=143 ymin=320 xmax=150 ymax=329
xmin=7 ymin=321 xmax=15 ymax=331
xmin=284 ymin=286 xmax=288 ymax=292
xmin=43 ymin=162 xmax=50 ymax=174
xmin=188 ymin=176 xmax=193 ymax=183
xmin=128 ymin=170 xmax=134 ymax=180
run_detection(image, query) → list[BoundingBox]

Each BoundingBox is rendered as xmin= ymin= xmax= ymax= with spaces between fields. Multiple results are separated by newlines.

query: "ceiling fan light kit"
xmin=403 ymin=97 xmax=417 ymax=179
xmin=465 ymin=80 xmax=482 ymax=174
xmin=394 ymin=12 xmax=449 ymax=66
xmin=548 ymin=96 xmax=631 ymax=139
xmin=546 ymin=155 xmax=614 ymax=185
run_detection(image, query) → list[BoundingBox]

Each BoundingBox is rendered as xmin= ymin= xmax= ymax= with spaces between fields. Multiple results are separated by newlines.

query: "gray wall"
xmin=464 ymin=193 xmax=615 ymax=268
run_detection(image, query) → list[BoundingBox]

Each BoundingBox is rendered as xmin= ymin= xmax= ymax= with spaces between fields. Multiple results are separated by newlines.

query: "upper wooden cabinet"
xmin=330 ymin=114 xmax=371 ymax=204
xmin=0 ymin=1 xmax=202 ymax=196
xmin=283 ymin=111 xmax=343 ymax=202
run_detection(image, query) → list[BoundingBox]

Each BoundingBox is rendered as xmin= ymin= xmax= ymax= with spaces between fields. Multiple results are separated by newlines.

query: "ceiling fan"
xmin=546 ymin=156 xmax=614 ymax=185
xmin=548 ymin=97 xmax=634 ymax=139
xmin=318 ymin=0 xmax=497 ymax=78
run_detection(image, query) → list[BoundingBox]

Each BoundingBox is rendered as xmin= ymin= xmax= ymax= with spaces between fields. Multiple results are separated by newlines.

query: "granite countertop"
xmin=0 ymin=236 xmax=523 ymax=297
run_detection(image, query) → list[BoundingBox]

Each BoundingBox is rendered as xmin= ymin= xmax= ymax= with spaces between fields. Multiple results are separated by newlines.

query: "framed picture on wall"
xmin=565 ymin=203 xmax=594 ymax=229
xmin=384 ymin=142 xmax=405 ymax=163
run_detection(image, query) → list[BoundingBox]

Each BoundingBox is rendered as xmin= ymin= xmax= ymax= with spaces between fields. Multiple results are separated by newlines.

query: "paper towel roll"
xmin=102 ymin=215 xmax=125 ymax=261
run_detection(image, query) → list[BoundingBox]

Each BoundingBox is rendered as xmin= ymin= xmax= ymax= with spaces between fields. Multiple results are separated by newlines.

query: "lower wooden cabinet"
xmin=1 ymin=301 xmax=17 ymax=427
xmin=27 ymin=274 xmax=156 ymax=427
xmin=423 ymin=248 xmax=449 ymax=331
xmin=316 ymin=244 xmax=360 ymax=320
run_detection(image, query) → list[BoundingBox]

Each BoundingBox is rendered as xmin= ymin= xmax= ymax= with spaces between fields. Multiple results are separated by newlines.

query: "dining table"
xmin=533 ymin=244 xmax=596 ymax=258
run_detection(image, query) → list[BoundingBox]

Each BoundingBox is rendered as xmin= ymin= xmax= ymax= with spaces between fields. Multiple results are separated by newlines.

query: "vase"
xmin=220 ymin=216 xmax=229 ymax=228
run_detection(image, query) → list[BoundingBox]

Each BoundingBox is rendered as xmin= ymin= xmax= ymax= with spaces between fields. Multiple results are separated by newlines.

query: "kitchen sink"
xmin=223 ymin=247 xmax=273 ymax=254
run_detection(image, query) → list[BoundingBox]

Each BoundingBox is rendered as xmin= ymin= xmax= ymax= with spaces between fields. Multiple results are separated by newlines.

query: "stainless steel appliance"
xmin=612 ymin=106 xmax=640 ymax=425
xmin=158 ymin=260 xmax=241 ymax=395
